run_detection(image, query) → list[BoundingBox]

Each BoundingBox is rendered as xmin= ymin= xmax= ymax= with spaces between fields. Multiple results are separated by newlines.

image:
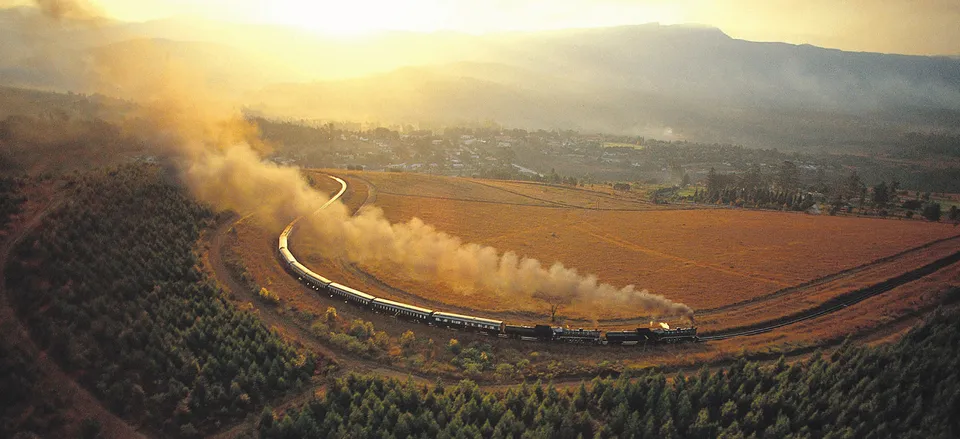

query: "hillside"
xmin=2 ymin=7 xmax=959 ymax=150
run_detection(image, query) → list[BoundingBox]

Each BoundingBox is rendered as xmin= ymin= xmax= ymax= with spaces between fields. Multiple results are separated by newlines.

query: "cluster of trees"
xmin=447 ymin=340 xmax=497 ymax=378
xmin=695 ymin=164 xmax=818 ymax=211
xmin=6 ymin=165 xmax=317 ymax=437
xmin=0 ymin=342 xmax=67 ymax=437
xmin=261 ymin=305 xmax=960 ymax=439
xmin=0 ymin=112 xmax=146 ymax=175
xmin=894 ymin=132 xmax=960 ymax=159
xmin=694 ymin=164 xmax=954 ymax=221
xmin=0 ymin=176 xmax=26 ymax=230
xmin=307 ymin=306 xmax=391 ymax=360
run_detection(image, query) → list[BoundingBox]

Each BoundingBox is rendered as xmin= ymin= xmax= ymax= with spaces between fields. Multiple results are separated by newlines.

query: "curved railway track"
xmin=284 ymin=173 xmax=960 ymax=342
xmin=699 ymin=249 xmax=960 ymax=340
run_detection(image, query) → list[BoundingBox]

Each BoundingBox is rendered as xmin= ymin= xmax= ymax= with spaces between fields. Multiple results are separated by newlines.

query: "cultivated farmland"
xmin=294 ymin=171 xmax=960 ymax=326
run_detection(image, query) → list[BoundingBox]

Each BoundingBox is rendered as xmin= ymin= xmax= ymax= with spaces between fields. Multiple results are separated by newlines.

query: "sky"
xmin=8 ymin=0 xmax=960 ymax=55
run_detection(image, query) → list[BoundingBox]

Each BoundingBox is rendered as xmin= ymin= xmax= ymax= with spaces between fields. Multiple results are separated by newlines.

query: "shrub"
xmin=324 ymin=306 xmax=338 ymax=323
xmin=258 ymin=287 xmax=280 ymax=304
xmin=447 ymin=338 xmax=461 ymax=355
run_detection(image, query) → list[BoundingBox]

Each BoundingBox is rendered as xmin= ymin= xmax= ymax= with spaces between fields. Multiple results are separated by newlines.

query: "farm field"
xmin=223 ymin=169 xmax=960 ymax=378
xmin=297 ymin=173 xmax=959 ymax=324
xmin=474 ymin=179 xmax=658 ymax=210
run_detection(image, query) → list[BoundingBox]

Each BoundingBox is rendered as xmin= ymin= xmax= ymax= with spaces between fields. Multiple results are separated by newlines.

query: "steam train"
xmin=278 ymin=234 xmax=698 ymax=345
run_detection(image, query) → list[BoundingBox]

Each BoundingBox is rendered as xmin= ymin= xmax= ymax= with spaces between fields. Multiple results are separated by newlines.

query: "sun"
xmin=262 ymin=0 xmax=449 ymax=36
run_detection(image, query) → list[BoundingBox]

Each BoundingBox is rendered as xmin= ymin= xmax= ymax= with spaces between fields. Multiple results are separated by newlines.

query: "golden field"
xmin=293 ymin=171 xmax=960 ymax=325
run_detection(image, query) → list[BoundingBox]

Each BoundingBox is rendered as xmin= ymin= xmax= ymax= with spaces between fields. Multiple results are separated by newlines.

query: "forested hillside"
xmin=263 ymin=304 xmax=960 ymax=439
xmin=4 ymin=165 xmax=318 ymax=437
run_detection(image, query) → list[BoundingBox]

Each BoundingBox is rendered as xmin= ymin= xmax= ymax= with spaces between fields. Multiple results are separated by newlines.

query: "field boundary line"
xmin=695 ymin=232 xmax=960 ymax=315
xmin=699 ymin=250 xmax=960 ymax=339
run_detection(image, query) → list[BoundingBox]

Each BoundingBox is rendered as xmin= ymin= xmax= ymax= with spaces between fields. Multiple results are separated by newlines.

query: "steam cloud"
xmin=303 ymin=204 xmax=694 ymax=320
xmin=20 ymin=0 xmax=695 ymax=322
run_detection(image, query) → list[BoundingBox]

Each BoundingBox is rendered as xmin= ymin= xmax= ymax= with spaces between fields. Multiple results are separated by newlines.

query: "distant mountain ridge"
xmin=1 ymin=7 xmax=959 ymax=149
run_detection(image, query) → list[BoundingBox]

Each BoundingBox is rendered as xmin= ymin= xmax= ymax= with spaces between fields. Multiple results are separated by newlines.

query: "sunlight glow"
xmin=90 ymin=0 xmax=686 ymax=36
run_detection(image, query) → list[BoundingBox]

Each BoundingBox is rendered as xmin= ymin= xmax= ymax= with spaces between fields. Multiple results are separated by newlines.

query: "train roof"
xmin=301 ymin=268 xmax=332 ymax=284
xmin=329 ymin=282 xmax=376 ymax=300
xmin=432 ymin=311 xmax=503 ymax=325
xmin=370 ymin=297 xmax=433 ymax=314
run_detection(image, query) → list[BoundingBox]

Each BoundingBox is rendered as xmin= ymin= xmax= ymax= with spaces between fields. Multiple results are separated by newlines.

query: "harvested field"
xmin=475 ymin=179 xmax=658 ymax=210
xmin=294 ymin=172 xmax=960 ymax=326
xmin=337 ymin=171 xmax=556 ymax=206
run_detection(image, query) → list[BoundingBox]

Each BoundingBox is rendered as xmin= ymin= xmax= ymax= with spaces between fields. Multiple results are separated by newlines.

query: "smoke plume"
xmin=302 ymin=204 xmax=694 ymax=320
xmin=34 ymin=0 xmax=101 ymax=21
xmin=18 ymin=1 xmax=695 ymax=321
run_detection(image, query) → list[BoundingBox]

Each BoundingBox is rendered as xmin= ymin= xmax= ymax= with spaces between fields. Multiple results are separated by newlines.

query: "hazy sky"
xmin=13 ymin=0 xmax=960 ymax=55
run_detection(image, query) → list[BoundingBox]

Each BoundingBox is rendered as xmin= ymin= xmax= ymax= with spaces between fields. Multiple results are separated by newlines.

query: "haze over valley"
xmin=2 ymin=5 xmax=959 ymax=150
xmin=2 ymin=2 xmax=960 ymax=439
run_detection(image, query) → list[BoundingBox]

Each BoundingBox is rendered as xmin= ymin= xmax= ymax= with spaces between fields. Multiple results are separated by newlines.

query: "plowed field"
xmin=295 ymin=171 xmax=960 ymax=325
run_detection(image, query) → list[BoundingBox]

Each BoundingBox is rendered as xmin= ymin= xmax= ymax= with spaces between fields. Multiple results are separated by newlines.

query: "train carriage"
xmin=299 ymin=267 xmax=332 ymax=291
xmin=370 ymin=297 xmax=433 ymax=322
xmin=432 ymin=311 xmax=504 ymax=335
xmin=288 ymin=261 xmax=310 ymax=281
xmin=328 ymin=282 xmax=375 ymax=306
xmin=279 ymin=247 xmax=296 ymax=266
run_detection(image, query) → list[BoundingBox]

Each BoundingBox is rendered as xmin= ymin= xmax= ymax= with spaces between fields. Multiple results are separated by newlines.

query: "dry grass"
xmin=326 ymin=178 xmax=959 ymax=324
xmin=337 ymin=171 xmax=556 ymax=206
xmin=227 ymin=165 xmax=959 ymax=374
xmin=476 ymin=179 xmax=659 ymax=210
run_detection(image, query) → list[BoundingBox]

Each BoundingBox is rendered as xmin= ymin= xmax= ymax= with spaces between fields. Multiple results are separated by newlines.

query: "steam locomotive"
xmin=278 ymin=234 xmax=698 ymax=345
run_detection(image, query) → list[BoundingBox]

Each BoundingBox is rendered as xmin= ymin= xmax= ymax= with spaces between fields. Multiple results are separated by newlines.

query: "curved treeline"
xmin=0 ymin=176 xmax=26 ymax=230
xmin=263 ymin=306 xmax=960 ymax=439
xmin=6 ymin=165 xmax=316 ymax=437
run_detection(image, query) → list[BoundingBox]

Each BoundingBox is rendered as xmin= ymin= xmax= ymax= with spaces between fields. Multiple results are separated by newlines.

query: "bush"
xmin=447 ymin=338 xmax=461 ymax=355
xmin=348 ymin=319 xmax=375 ymax=340
xmin=922 ymin=202 xmax=942 ymax=221
xmin=324 ymin=306 xmax=338 ymax=323
xmin=451 ymin=342 xmax=494 ymax=372
xmin=399 ymin=330 xmax=417 ymax=351
xmin=257 ymin=287 xmax=280 ymax=304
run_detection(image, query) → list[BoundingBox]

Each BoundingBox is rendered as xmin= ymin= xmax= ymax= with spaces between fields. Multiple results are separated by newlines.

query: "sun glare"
xmin=263 ymin=0 xmax=449 ymax=35
xmin=90 ymin=0 xmax=688 ymax=36
xmin=256 ymin=0 xmax=685 ymax=36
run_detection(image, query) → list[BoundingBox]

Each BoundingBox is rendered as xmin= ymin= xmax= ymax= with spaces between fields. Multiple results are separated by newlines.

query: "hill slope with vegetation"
xmin=4 ymin=165 xmax=318 ymax=437
xmin=263 ymin=303 xmax=960 ymax=439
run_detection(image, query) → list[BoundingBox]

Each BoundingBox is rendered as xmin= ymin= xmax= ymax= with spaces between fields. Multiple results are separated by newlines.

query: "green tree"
xmin=872 ymin=181 xmax=889 ymax=208
xmin=776 ymin=161 xmax=799 ymax=192
xmin=922 ymin=202 xmax=942 ymax=221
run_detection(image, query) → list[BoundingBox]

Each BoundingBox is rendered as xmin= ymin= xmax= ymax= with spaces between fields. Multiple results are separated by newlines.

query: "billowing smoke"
xmin=19 ymin=1 xmax=694 ymax=321
xmin=34 ymin=0 xmax=101 ymax=21
xmin=302 ymin=203 xmax=694 ymax=320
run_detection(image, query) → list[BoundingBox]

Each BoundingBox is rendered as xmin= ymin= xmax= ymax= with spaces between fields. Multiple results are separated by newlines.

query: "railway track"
xmin=699 ymin=249 xmax=960 ymax=341
xmin=286 ymin=173 xmax=960 ymax=343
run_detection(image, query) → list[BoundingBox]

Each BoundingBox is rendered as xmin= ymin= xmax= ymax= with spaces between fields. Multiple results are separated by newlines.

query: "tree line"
xmin=6 ymin=165 xmax=318 ymax=437
xmin=0 ymin=176 xmax=26 ymax=231
xmin=262 ymin=303 xmax=960 ymax=439
xmin=694 ymin=162 xmax=954 ymax=221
